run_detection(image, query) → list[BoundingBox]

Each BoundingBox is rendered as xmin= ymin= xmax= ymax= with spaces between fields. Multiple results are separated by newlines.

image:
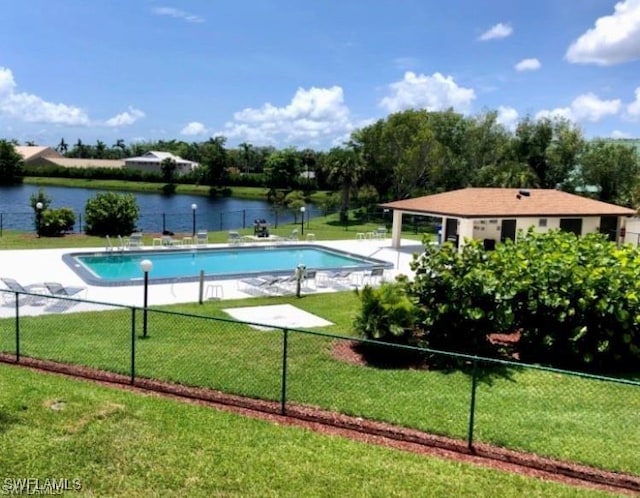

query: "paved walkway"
xmin=0 ymin=238 xmax=424 ymax=318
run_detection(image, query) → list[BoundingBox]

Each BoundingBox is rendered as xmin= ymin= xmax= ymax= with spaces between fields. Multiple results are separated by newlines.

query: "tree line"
xmin=3 ymin=108 xmax=640 ymax=210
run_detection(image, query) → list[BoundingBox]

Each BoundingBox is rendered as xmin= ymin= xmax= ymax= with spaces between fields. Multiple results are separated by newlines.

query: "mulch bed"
xmin=1 ymin=352 xmax=638 ymax=496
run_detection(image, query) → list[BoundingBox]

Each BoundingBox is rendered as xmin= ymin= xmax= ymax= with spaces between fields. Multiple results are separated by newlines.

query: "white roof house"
xmin=124 ymin=151 xmax=199 ymax=176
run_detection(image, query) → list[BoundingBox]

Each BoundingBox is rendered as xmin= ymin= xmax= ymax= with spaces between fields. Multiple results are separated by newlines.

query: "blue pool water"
xmin=64 ymin=245 xmax=392 ymax=286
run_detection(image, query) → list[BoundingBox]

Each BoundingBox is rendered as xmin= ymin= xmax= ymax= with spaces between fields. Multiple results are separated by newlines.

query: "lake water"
xmin=0 ymin=184 xmax=319 ymax=233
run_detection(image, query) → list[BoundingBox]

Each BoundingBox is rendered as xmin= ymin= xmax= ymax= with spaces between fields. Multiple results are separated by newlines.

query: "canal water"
xmin=0 ymin=185 xmax=320 ymax=233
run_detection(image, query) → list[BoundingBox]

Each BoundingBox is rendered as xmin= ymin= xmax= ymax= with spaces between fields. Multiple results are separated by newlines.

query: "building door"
xmin=500 ymin=219 xmax=517 ymax=242
xmin=559 ymin=218 xmax=583 ymax=236
xmin=599 ymin=216 xmax=618 ymax=241
xmin=445 ymin=218 xmax=458 ymax=246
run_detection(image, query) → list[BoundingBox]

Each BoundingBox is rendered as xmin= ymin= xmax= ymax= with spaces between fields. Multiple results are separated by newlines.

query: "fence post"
xmin=243 ymin=210 xmax=246 ymax=229
xmin=467 ymin=357 xmax=479 ymax=451
xmin=1 ymin=212 xmax=3 ymax=237
xmin=14 ymin=295 xmax=20 ymax=362
xmin=162 ymin=213 xmax=166 ymax=233
xmin=130 ymin=308 xmax=136 ymax=385
xmin=280 ymin=328 xmax=289 ymax=415
xmin=219 ymin=212 xmax=223 ymax=231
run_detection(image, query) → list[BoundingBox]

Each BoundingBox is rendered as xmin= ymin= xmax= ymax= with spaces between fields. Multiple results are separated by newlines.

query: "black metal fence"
xmin=2 ymin=288 xmax=638 ymax=478
xmin=0 ymin=206 xmax=411 ymax=236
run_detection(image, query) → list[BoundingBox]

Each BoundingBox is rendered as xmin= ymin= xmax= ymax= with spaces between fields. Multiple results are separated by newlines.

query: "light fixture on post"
xmin=35 ymin=202 xmax=43 ymax=238
xmin=191 ymin=203 xmax=198 ymax=237
xmin=300 ymin=206 xmax=306 ymax=236
xmin=140 ymin=259 xmax=153 ymax=338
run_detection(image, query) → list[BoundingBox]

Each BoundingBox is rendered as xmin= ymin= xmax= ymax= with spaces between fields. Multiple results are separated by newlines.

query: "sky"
xmin=1 ymin=0 xmax=640 ymax=150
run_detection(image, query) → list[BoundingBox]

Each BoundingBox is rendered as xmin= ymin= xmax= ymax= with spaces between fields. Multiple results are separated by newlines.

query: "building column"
xmin=458 ymin=218 xmax=474 ymax=250
xmin=391 ymin=210 xmax=403 ymax=248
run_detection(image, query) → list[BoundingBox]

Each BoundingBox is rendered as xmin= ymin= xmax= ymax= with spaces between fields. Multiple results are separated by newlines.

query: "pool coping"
xmin=62 ymin=244 xmax=395 ymax=287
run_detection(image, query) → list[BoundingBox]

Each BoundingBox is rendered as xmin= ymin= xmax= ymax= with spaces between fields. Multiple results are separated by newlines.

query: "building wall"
xmin=471 ymin=216 xmax=604 ymax=241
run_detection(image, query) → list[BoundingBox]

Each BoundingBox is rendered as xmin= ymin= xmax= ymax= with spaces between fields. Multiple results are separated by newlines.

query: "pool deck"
xmin=0 ymin=238 xmax=424 ymax=317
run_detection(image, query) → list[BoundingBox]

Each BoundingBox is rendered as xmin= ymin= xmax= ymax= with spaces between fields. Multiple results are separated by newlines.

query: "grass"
xmin=0 ymin=363 xmax=617 ymax=497
xmin=1 ymin=212 xmax=635 ymax=478
xmin=2 ymin=292 xmax=639 ymax=476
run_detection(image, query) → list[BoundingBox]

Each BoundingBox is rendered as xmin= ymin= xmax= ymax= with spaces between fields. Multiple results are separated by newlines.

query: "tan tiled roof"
xmin=380 ymin=188 xmax=637 ymax=218
xmin=43 ymin=158 xmax=124 ymax=169
xmin=15 ymin=146 xmax=61 ymax=161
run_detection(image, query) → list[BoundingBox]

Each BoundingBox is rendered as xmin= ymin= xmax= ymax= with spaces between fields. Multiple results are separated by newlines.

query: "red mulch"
xmin=1 ymin=353 xmax=638 ymax=496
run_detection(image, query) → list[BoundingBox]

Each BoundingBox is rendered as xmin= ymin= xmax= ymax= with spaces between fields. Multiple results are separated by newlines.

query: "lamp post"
xmin=35 ymin=202 xmax=43 ymax=238
xmin=300 ymin=206 xmax=306 ymax=236
xmin=191 ymin=203 xmax=197 ymax=237
xmin=140 ymin=259 xmax=153 ymax=338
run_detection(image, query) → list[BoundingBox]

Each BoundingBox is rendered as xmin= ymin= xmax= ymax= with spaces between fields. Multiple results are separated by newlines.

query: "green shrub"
xmin=38 ymin=208 xmax=76 ymax=237
xmin=407 ymin=229 xmax=640 ymax=373
xmin=84 ymin=192 xmax=140 ymax=236
xmin=353 ymin=282 xmax=423 ymax=366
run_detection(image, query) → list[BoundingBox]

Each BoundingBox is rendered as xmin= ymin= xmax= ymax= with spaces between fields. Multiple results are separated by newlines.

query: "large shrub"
xmin=39 ymin=208 xmax=75 ymax=236
xmin=407 ymin=230 xmax=640 ymax=372
xmin=353 ymin=282 xmax=421 ymax=366
xmin=84 ymin=192 xmax=140 ymax=236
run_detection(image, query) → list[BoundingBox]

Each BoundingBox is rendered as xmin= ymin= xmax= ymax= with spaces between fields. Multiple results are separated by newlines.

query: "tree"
xmin=239 ymin=142 xmax=254 ymax=173
xmin=580 ymin=140 xmax=640 ymax=205
xmin=160 ymin=157 xmax=178 ymax=184
xmin=322 ymin=145 xmax=364 ymax=222
xmin=95 ymin=140 xmax=107 ymax=159
xmin=508 ymin=116 xmax=584 ymax=190
xmin=56 ymin=138 xmax=68 ymax=154
xmin=84 ymin=192 xmax=140 ymax=236
xmin=199 ymin=136 xmax=229 ymax=186
xmin=264 ymin=148 xmax=301 ymax=190
xmin=0 ymin=139 xmax=23 ymax=184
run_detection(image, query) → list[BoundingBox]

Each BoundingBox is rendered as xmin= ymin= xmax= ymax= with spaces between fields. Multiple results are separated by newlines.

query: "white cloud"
xmin=496 ymin=105 xmax=519 ymax=130
xmin=626 ymin=87 xmax=640 ymax=119
xmin=514 ymin=58 xmax=541 ymax=71
xmin=479 ymin=22 xmax=513 ymax=41
xmin=152 ymin=6 xmax=204 ymax=24
xmin=611 ymin=129 xmax=632 ymax=138
xmin=181 ymin=121 xmax=209 ymax=136
xmin=0 ymin=66 xmax=89 ymax=125
xmin=379 ymin=71 xmax=476 ymax=113
xmin=218 ymin=86 xmax=358 ymax=146
xmin=566 ymin=0 xmax=640 ymax=65
xmin=536 ymin=92 xmax=621 ymax=123
xmin=104 ymin=106 xmax=145 ymax=127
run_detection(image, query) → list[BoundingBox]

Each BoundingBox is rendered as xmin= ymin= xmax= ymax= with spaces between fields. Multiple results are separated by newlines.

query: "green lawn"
xmin=2 ymin=291 xmax=638 ymax=476
xmin=0 ymin=364 xmax=617 ymax=497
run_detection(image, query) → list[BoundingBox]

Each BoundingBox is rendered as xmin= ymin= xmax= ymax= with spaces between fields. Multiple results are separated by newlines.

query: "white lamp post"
xmin=191 ymin=203 xmax=198 ymax=237
xmin=140 ymin=259 xmax=153 ymax=338
xmin=300 ymin=206 xmax=306 ymax=236
xmin=35 ymin=202 xmax=43 ymax=237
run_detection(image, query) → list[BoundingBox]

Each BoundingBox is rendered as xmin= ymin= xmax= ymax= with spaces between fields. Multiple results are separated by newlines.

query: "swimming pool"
xmin=63 ymin=245 xmax=393 ymax=286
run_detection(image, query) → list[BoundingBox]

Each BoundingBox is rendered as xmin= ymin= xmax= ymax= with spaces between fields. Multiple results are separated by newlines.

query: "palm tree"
xmin=322 ymin=146 xmax=364 ymax=222
xmin=57 ymin=138 xmax=68 ymax=154
xmin=239 ymin=142 xmax=253 ymax=173
xmin=95 ymin=140 xmax=106 ymax=159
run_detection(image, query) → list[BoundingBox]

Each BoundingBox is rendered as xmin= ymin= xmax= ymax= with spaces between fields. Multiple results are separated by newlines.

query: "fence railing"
xmin=2 ymin=288 xmax=638 ymax=478
xmin=0 ymin=206 xmax=430 ymax=237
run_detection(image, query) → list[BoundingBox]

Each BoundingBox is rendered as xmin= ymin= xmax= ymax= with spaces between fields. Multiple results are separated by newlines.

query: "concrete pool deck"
xmin=0 ymin=238 xmax=424 ymax=318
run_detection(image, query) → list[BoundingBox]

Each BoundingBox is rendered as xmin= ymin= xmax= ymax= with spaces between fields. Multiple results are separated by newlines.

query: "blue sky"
xmin=1 ymin=0 xmax=640 ymax=149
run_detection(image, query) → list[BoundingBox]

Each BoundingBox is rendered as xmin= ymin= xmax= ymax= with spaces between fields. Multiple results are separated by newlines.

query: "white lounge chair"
xmin=44 ymin=282 xmax=87 ymax=311
xmin=127 ymin=232 xmax=144 ymax=248
xmin=196 ymin=230 xmax=209 ymax=246
xmin=228 ymin=231 xmax=243 ymax=245
xmin=361 ymin=267 xmax=385 ymax=286
xmin=1 ymin=277 xmax=46 ymax=306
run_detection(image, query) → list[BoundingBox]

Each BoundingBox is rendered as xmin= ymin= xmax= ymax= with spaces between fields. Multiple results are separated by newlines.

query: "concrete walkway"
xmin=0 ymin=238 xmax=424 ymax=318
